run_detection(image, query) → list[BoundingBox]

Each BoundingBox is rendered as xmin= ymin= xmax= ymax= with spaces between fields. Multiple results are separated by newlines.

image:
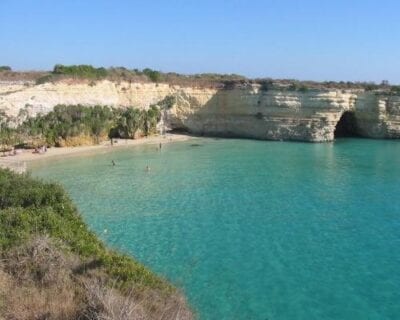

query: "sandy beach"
xmin=0 ymin=134 xmax=192 ymax=173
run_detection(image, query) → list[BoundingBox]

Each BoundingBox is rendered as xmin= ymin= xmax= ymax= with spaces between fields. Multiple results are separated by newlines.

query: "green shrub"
xmin=143 ymin=68 xmax=162 ymax=82
xmin=19 ymin=105 xmax=117 ymax=146
xmin=116 ymin=108 xmax=145 ymax=138
xmin=158 ymin=95 xmax=176 ymax=109
xmin=52 ymin=64 xmax=108 ymax=79
xmin=1 ymin=103 xmax=165 ymax=148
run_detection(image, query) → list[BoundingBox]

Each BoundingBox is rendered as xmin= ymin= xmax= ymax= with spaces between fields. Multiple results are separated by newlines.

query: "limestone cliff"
xmin=1 ymin=80 xmax=399 ymax=142
xmin=355 ymin=93 xmax=400 ymax=139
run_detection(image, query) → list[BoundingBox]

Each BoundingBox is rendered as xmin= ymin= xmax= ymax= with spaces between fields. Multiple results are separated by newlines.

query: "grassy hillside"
xmin=0 ymin=168 xmax=192 ymax=319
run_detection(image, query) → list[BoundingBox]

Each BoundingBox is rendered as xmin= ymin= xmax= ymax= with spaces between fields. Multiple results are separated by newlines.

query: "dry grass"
xmin=3 ymin=236 xmax=78 ymax=286
xmin=82 ymin=279 xmax=193 ymax=320
xmin=0 ymin=71 xmax=48 ymax=82
xmin=83 ymin=279 xmax=146 ymax=320
xmin=0 ymin=236 xmax=83 ymax=319
xmin=2 ymin=284 xmax=81 ymax=320
xmin=0 ymin=236 xmax=194 ymax=320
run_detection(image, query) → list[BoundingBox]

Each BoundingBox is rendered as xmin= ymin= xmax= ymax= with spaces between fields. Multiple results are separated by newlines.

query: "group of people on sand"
xmin=2 ymin=145 xmax=48 ymax=157
xmin=33 ymin=145 xmax=47 ymax=154
xmin=2 ymin=147 xmax=22 ymax=157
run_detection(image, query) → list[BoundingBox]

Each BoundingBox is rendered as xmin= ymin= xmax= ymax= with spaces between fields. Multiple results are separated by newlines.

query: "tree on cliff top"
xmin=52 ymin=64 xmax=108 ymax=79
xmin=142 ymin=68 xmax=162 ymax=82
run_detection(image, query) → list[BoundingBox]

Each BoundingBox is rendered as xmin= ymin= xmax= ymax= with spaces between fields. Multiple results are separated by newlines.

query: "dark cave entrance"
xmin=334 ymin=111 xmax=358 ymax=138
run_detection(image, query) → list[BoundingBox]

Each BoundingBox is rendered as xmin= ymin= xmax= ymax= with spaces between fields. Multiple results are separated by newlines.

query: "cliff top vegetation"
xmin=0 ymin=64 xmax=398 ymax=93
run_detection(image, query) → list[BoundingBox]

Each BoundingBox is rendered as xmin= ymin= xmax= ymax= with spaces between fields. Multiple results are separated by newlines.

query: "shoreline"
xmin=0 ymin=133 xmax=192 ymax=173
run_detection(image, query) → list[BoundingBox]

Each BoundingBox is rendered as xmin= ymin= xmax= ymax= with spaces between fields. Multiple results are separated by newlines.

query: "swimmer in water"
xmin=146 ymin=165 xmax=150 ymax=172
xmin=112 ymin=160 xmax=116 ymax=166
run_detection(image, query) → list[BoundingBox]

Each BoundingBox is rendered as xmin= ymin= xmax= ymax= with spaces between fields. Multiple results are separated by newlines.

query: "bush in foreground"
xmin=0 ymin=168 xmax=193 ymax=319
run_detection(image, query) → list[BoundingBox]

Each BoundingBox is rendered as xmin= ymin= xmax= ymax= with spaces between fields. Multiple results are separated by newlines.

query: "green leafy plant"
xmin=142 ymin=68 xmax=162 ymax=82
xmin=52 ymin=64 xmax=108 ymax=79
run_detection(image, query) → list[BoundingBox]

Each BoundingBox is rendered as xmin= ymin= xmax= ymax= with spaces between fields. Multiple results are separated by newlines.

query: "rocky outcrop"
xmin=355 ymin=93 xmax=400 ymax=138
xmin=168 ymin=88 xmax=358 ymax=142
xmin=1 ymin=80 xmax=399 ymax=142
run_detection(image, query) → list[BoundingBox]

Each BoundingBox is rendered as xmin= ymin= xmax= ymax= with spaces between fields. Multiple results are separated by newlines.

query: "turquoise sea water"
xmin=32 ymin=138 xmax=400 ymax=320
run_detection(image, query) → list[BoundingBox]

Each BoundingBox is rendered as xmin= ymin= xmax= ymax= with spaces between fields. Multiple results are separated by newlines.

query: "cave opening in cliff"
xmin=334 ymin=111 xmax=358 ymax=138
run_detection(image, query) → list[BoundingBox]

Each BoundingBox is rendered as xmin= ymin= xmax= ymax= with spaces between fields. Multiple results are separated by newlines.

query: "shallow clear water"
xmin=32 ymin=138 xmax=400 ymax=320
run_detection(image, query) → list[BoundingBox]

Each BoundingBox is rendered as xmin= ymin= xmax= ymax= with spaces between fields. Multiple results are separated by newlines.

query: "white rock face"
xmin=355 ymin=93 xmax=400 ymax=138
xmin=0 ymin=81 xmax=174 ymax=116
xmin=0 ymin=80 xmax=399 ymax=142
xmin=168 ymin=87 xmax=358 ymax=142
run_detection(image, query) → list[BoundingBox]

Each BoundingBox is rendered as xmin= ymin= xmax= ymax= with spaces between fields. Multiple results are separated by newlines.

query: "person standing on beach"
xmin=159 ymin=143 xmax=162 ymax=150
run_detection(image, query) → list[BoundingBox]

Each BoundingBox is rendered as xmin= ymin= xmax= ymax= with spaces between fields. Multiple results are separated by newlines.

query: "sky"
xmin=1 ymin=0 xmax=400 ymax=83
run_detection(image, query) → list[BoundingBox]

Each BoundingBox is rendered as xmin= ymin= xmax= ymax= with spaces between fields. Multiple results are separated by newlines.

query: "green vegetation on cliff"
xmin=35 ymin=65 xmax=165 ymax=84
xmin=31 ymin=64 xmax=248 ymax=86
xmin=0 ymin=168 xmax=192 ymax=319
xmin=1 ymin=103 xmax=163 ymax=149
xmin=53 ymin=64 xmax=108 ymax=79
xmin=1 ymin=64 xmax=399 ymax=92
